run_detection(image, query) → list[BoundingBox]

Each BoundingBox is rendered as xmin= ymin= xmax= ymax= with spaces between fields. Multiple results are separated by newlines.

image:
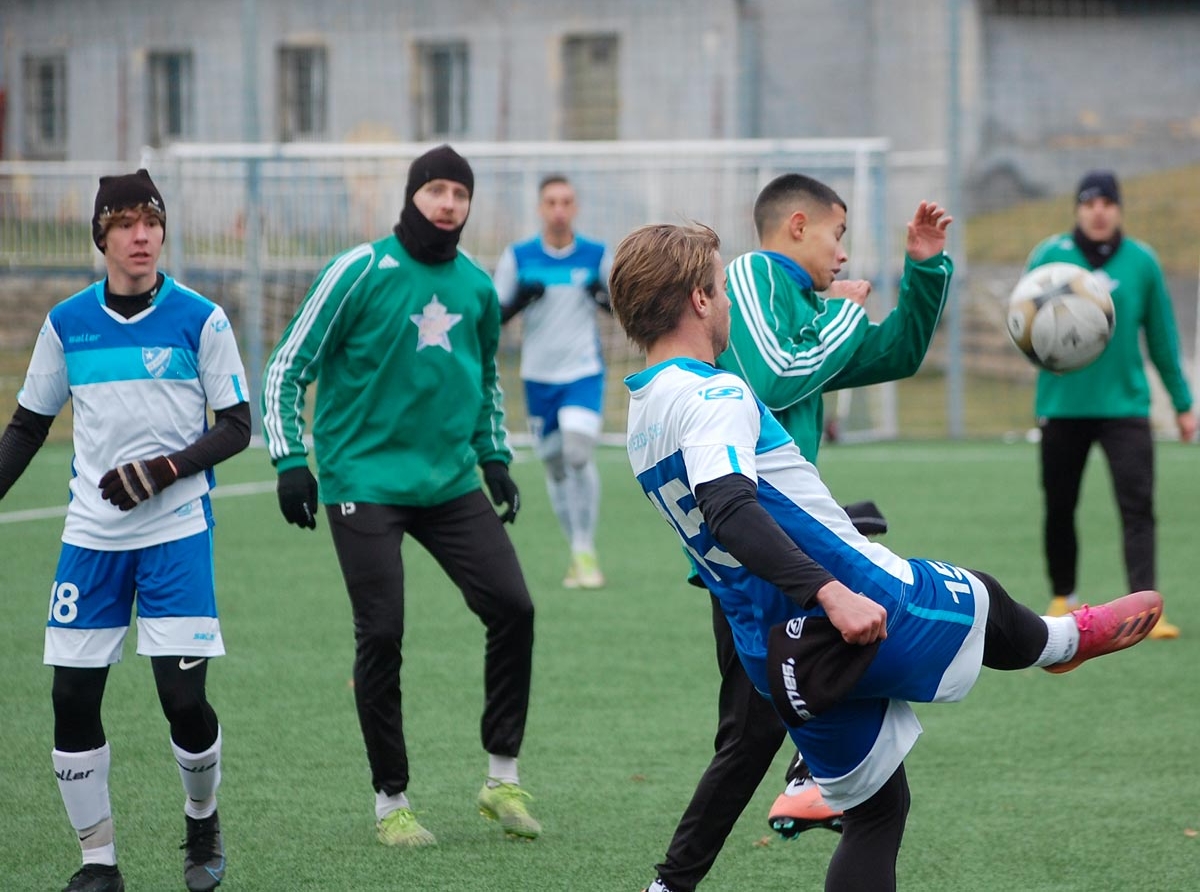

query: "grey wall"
xmin=3 ymin=0 xmax=1199 ymax=213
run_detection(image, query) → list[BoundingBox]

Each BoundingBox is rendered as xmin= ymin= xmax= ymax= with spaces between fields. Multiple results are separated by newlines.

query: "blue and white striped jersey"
xmin=624 ymin=357 xmax=914 ymax=692
xmin=18 ymin=275 xmax=248 ymax=550
xmin=494 ymin=235 xmax=612 ymax=383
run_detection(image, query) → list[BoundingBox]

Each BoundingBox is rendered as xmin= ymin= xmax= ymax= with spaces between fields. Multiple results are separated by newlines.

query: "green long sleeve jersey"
xmin=719 ymin=251 xmax=953 ymax=460
xmin=1027 ymin=235 xmax=1192 ymax=419
xmin=261 ymin=234 xmax=512 ymax=506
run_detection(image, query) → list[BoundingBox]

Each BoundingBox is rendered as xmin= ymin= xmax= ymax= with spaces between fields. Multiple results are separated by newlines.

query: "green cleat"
xmin=477 ymin=782 xmax=542 ymax=839
xmin=570 ymin=550 xmax=605 ymax=589
xmin=376 ymin=807 xmax=437 ymax=848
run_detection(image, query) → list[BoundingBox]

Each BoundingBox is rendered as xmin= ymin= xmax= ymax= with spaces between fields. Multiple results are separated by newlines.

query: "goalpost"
xmin=140 ymin=139 xmax=902 ymax=445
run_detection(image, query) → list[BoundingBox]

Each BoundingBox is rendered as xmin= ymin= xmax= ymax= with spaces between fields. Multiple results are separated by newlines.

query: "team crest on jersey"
xmin=700 ymin=385 xmax=744 ymax=401
xmin=142 ymin=346 xmax=173 ymax=378
xmin=410 ymin=295 xmax=463 ymax=352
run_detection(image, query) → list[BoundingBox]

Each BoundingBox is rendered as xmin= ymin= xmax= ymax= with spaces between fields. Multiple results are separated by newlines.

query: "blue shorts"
xmin=524 ymin=373 xmax=605 ymax=441
xmin=44 ymin=530 xmax=224 ymax=668
xmin=781 ymin=560 xmax=990 ymax=810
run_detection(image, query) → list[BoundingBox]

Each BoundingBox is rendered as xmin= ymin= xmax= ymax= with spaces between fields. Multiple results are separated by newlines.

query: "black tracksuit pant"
xmin=1040 ymin=416 xmax=1155 ymax=596
xmin=326 ymin=491 xmax=535 ymax=796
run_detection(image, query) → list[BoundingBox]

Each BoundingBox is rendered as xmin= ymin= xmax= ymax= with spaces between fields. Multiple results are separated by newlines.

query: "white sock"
xmin=565 ymin=462 xmax=600 ymax=554
xmin=1035 ymin=615 xmax=1081 ymax=667
xmin=173 ymin=727 xmax=221 ymax=819
xmin=54 ymin=744 xmax=116 ymax=866
xmin=375 ymin=790 xmax=411 ymax=821
xmin=545 ymin=472 xmax=574 ymax=546
xmin=487 ymin=755 xmax=519 ymax=786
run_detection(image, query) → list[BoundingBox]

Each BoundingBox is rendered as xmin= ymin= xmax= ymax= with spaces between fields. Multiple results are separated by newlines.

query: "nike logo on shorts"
xmin=179 ymin=657 xmax=206 ymax=670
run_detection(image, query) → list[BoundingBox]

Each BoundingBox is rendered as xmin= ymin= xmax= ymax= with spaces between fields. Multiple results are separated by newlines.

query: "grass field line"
xmin=0 ymin=479 xmax=277 ymax=525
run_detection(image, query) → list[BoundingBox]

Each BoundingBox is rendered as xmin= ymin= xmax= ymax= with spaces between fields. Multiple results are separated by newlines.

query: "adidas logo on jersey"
xmin=378 ymin=255 xmax=400 ymax=270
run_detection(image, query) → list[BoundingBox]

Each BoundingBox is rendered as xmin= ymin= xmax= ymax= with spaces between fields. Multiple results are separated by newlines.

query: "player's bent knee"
xmin=561 ymin=428 xmax=598 ymax=469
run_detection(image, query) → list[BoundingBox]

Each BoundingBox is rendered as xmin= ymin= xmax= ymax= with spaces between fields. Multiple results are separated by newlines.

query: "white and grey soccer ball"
xmin=1006 ymin=262 xmax=1115 ymax=373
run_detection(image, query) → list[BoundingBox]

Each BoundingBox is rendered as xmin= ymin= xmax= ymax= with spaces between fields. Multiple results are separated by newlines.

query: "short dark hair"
xmin=539 ymin=174 xmax=571 ymax=193
xmin=610 ymin=223 xmax=721 ymax=351
xmin=752 ymin=173 xmax=846 ymax=238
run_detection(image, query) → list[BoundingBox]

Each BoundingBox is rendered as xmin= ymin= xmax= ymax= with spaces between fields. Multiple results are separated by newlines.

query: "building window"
xmin=147 ymin=51 xmax=194 ymax=147
xmin=277 ymin=46 xmax=328 ymax=141
xmin=22 ymin=54 xmax=67 ymax=158
xmin=562 ymin=34 xmax=618 ymax=140
xmin=414 ymin=42 xmax=468 ymax=139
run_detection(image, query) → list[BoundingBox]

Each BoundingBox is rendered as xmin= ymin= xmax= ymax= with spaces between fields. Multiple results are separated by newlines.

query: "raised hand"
xmin=905 ymin=201 xmax=953 ymax=263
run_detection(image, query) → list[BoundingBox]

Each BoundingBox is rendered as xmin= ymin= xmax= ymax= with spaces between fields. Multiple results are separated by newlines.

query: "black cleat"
xmin=182 ymin=811 xmax=226 ymax=891
xmin=62 ymin=863 xmax=125 ymax=892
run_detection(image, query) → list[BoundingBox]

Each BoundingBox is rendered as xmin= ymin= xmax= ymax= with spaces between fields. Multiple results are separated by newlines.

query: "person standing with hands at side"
xmin=0 ymin=169 xmax=250 ymax=892
xmin=493 ymin=175 xmax=613 ymax=590
xmin=1027 ymin=170 xmax=1194 ymax=637
xmin=646 ymin=173 xmax=953 ymax=892
xmin=261 ymin=145 xmax=541 ymax=848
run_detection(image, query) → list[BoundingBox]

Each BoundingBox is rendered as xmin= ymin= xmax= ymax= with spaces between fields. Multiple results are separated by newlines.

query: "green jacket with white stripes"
xmin=261 ymin=233 xmax=512 ymax=507
xmin=719 ymin=250 xmax=953 ymax=462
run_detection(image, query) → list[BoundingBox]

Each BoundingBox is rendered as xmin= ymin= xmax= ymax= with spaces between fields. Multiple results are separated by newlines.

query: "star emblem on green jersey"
xmin=410 ymin=295 xmax=463 ymax=352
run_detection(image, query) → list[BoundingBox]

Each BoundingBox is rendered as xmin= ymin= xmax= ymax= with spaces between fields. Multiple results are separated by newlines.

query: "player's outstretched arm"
xmin=905 ymin=201 xmax=952 ymax=262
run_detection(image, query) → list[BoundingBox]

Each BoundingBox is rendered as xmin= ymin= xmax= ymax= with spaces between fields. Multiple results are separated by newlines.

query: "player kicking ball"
xmin=611 ymin=223 xmax=1161 ymax=892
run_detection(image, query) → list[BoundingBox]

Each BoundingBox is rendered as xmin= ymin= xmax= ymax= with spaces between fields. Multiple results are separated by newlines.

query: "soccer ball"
xmin=1005 ymin=262 xmax=1115 ymax=373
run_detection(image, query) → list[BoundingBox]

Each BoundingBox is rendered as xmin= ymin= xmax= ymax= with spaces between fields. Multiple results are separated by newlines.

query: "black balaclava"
xmin=1072 ymin=170 xmax=1123 ymax=270
xmin=394 ymin=144 xmax=474 ymax=264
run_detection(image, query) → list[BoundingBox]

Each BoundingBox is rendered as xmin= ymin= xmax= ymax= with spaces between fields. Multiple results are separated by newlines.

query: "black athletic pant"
xmin=326 ymin=491 xmax=535 ymax=796
xmin=821 ymin=572 xmax=1046 ymax=891
xmin=656 ymin=595 xmax=787 ymax=892
xmin=1040 ymin=417 xmax=1155 ymax=596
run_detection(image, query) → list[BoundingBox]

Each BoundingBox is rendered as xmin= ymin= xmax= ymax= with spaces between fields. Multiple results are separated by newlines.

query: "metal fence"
xmin=2 ymin=139 xmax=918 ymax=443
xmin=2 ymin=141 xmax=1195 ymax=442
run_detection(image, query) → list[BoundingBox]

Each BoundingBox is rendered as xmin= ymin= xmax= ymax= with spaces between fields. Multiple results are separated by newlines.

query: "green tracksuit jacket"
xmin=261 ymin=234 xmax=511 ymax=506
xmin=1026 ymin=234 xmax=1192 ymax=419
xmin=719 ymin=251 xmax=953 ymax=460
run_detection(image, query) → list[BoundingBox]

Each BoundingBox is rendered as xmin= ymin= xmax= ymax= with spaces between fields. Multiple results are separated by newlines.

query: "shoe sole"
xmin=768 ymin=785 xmax=844 ymax=838
xmin=478 ymin=806 xmax=541 ymax=840
xmin=1045 ymin=590 xmax=1163 ymax=674
xmin=377 ymin=830 xmax=437 ymax=847
xmin=769 ymin=814 xmax=845 ymax=837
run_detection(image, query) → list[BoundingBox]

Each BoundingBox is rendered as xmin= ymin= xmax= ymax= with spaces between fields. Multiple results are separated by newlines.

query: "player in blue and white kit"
xmin=0 ymin=170 xmax=249 ymax=892
xmin=494 ymin=175 xmax=613 ymax=588
xmin=608 ymin=222 xmax=1162 ymax=892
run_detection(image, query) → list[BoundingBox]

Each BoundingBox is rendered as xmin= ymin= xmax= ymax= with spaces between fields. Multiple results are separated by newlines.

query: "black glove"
xmin=586 ymin=279 xmax=612 ymax=311
xmin=501 ymin=281 xmax=546 ymax=323
xmin=841 ymin=500 xmax=888 ymax=536
xmin=482 ymin=461 xmax=520 ymax=524
xmin=99 ymin=456 xmax=178 ymax=510
xmin=516 ymin=281 xmax=545 ymax=307
xmin=277 ymin=466 xmax=319 ymax=529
